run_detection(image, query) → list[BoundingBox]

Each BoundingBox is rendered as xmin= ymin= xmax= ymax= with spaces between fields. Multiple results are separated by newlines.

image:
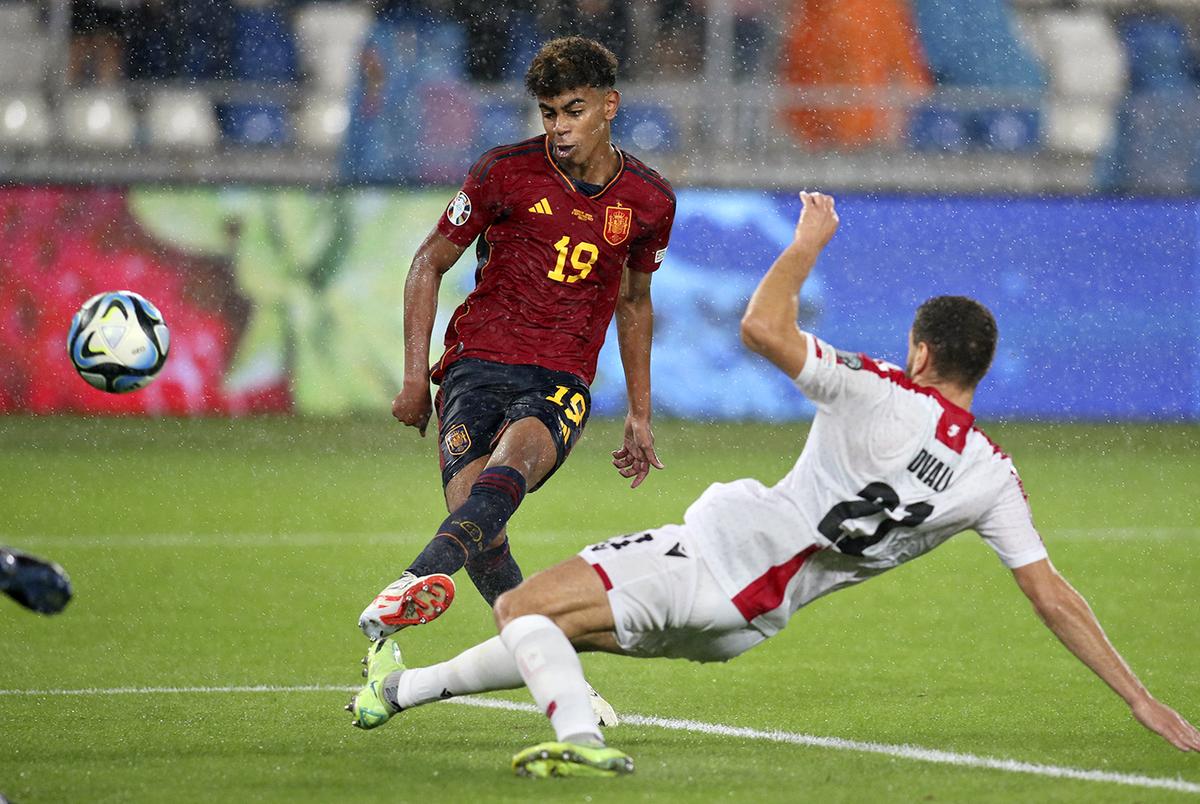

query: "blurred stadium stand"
xmin=1 ymin=0 xmax=1199 ymax=193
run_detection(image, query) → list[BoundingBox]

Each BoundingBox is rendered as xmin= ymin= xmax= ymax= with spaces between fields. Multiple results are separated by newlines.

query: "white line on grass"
xmin=1 ymin=684 xmax=1196 ymax=795
xmin=6 ymin=527 xmax=1197 ymax=549
xmin=0 ymin=532 xmax=599 ymax=549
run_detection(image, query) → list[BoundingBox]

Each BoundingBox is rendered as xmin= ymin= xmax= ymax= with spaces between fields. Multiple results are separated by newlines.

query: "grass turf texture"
xmin=0 ymin=416 xmax=1197 ymax=803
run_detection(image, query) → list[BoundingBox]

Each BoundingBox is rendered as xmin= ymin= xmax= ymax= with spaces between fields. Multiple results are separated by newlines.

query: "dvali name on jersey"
xmin=682 ymin=333 xmax=1047 ymax=638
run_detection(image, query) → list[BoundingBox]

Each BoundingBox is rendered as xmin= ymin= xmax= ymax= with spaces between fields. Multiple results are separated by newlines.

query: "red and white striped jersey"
xmin=684 ymin=333 xmax=1047 ymax=637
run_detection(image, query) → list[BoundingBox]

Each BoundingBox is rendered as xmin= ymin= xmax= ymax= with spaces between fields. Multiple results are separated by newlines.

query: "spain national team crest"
xmin=444 ymin=423 xmax=471 ymax=456
xmin=604 ymin=204 xmax=633 ymax=246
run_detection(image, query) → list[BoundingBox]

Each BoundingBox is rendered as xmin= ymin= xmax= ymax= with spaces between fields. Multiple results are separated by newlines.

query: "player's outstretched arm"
xmin=740 ymin=192 xmax=839 ymax=378
xmin=393 ymin=230 xmax=465 ymax=436
xmin=1012 ymin=558 xmax=1200 ymax=751
xmin=612 ymin=268 xmax=664 ymax=489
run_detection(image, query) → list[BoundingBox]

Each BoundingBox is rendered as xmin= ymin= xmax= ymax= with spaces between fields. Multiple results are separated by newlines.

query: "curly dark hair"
xmin=911 ymin=296 xmax=998 ymax=388
xmin=524 ymin=37 xmax=618 ymax=98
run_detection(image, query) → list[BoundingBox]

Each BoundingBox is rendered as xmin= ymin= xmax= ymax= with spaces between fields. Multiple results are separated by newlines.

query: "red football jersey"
xmin=432 ymin=134 xmax=676 ymax=385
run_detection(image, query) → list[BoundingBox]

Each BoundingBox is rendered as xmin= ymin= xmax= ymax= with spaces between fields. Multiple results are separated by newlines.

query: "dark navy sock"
xmin=465 ymin=537 xmax=524 ymax=607
xmin=407 ymin=466 xmax=527 ymax=578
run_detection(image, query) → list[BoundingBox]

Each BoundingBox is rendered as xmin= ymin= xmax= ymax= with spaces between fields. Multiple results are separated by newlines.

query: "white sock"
xmin=390 ymin=636 xmax=523 ymax=709
xmin=500 ymin=613 xmax=602 ymax=744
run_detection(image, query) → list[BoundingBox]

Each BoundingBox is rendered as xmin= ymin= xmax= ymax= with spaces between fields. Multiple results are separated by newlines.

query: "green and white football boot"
xmin=512 ymin=742 xmax=634 ymax=778
xmin=345 ymin=638 xmax=405 ymax=730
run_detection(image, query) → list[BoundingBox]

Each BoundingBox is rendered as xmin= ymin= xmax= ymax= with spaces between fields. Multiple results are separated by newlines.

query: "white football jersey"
xmin=685 ymin=334 xmax=1047 ymax=637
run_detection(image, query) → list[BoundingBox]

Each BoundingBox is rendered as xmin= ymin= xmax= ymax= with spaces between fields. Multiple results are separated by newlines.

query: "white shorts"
xmin=577 ymin=524 xmax=766 ymax=663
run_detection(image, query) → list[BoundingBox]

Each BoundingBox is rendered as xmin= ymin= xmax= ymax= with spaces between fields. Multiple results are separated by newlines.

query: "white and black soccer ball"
xmin=67 ymin=290 xmax=170 ymax=393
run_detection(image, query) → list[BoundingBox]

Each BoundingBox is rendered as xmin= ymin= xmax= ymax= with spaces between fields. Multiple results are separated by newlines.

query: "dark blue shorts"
xmin=433 ymin=358 xmax=591 ymax=491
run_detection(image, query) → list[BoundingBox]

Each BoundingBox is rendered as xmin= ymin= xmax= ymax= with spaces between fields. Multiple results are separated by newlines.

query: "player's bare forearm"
xmin=1015 ymin=561 xmax=1146 ymax=703
xmin=741 ymin=192 xmax=839 ymax=377
xmin=402 ymin=231 xmax=464 ymax=383
xmin=615 ymin=276 xmax=653 ymax=420
xmin=395 ymin=231 xmax=465 ymax=434
xmin=1013 ymin=559 xmax=1200 ymax=750
xmin=613 ymin=269 xmax=663 ymax=488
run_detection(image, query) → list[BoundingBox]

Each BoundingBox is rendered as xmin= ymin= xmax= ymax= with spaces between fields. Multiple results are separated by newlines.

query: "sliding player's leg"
xmin=347 ymin=555 xmax=613 ymax=727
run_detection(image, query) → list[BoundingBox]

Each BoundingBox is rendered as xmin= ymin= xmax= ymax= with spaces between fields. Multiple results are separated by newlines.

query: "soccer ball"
xmin=67 ymin=290 xmax=170 ymax=393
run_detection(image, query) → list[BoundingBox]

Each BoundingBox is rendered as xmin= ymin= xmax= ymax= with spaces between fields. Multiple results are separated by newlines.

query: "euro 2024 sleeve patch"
xmin=446 ymin=192 xmax=472 ymax=226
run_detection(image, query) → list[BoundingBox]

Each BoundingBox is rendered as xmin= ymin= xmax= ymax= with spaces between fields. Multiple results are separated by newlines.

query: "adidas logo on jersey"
xmin=528 ymin=198 xmax=553 ymax=215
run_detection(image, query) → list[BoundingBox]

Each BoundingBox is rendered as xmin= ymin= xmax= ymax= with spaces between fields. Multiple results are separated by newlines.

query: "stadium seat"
xmin=613 ymin=103 xmax=680 ymax=154
xmin=60 ymin=89 xmax=137 ymax=150
xmin=0 ymin=92 xmax=51 ymax=148
xmin=294 ymin=2 xmax=373 ymax=93
xmin=0 ymin=2 xmax=37 ymax=34
xmin=296 ymin=93 xmax=350 ymax=150
xmin=221 ymin=5 xmax=297 ymax=147
xmin=908 ymin=104 xmax=971 ymax=152
xmin=1119 ymin=14 xmax=1198 ymax=92
xmin=1033 ymin=10 xmax=1126 ymax=154
xmin=0 ymin=27 xmax=47 ymax=88
xmin=218 ymin=103 xmax=288 ymax=147
xmin=1038 ymin=11 xmax=1126 ymax=100
xmin=912 ymin=0 xmax=1046 ymax=90
xmin=146 ymin=90 xmax=219 ymax=150
xmin=910 ymin=0 xmax=1045 ymax=150
xmin=972 ymin=108 xmax=1040 ymax=151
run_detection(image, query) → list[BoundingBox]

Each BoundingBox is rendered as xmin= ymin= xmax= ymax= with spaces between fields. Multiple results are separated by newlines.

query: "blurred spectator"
xmin=732 ymin=0 xmax=771 ymax=80
xmin=454 ymin=0 xmax=541 ymax=83
xmin=654 ymin=0 xmax=705 ymax=76
xmin=69 ymin=0 xmax=138 ymax=84
xmin=780 ymin=0 xmax=931 ymax=148
xmin=557 ymin=0 xmax=632 ymax=71
xmin=125 ymin=0 xmax=236 ymax=80
xmin=341 ymin=0 xmax=475 ymax=182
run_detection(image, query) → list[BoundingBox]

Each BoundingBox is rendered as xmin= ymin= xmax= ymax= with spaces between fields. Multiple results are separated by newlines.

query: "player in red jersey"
xmin=358 ymin=36 xmax=676 ymax=668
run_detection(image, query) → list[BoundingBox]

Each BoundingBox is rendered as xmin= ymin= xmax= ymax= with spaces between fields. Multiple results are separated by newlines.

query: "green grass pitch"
xmin=0 ymin=416 xmax=1197 ymax=803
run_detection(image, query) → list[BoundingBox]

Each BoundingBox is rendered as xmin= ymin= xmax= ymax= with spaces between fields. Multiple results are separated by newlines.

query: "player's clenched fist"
xmin=392 ymin=381 xmax=432 ymax=436
xmin=795 ymin=191 xmax=839 ymax=251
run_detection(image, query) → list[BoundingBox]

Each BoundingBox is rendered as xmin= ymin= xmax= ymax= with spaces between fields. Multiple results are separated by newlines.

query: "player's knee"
xmin=493 ymin=587 xmax=532 ymax=630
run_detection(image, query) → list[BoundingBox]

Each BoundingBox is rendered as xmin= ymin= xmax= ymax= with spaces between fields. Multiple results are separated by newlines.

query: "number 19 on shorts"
xmin=546 ymin=384 xmax=587 ymax=441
